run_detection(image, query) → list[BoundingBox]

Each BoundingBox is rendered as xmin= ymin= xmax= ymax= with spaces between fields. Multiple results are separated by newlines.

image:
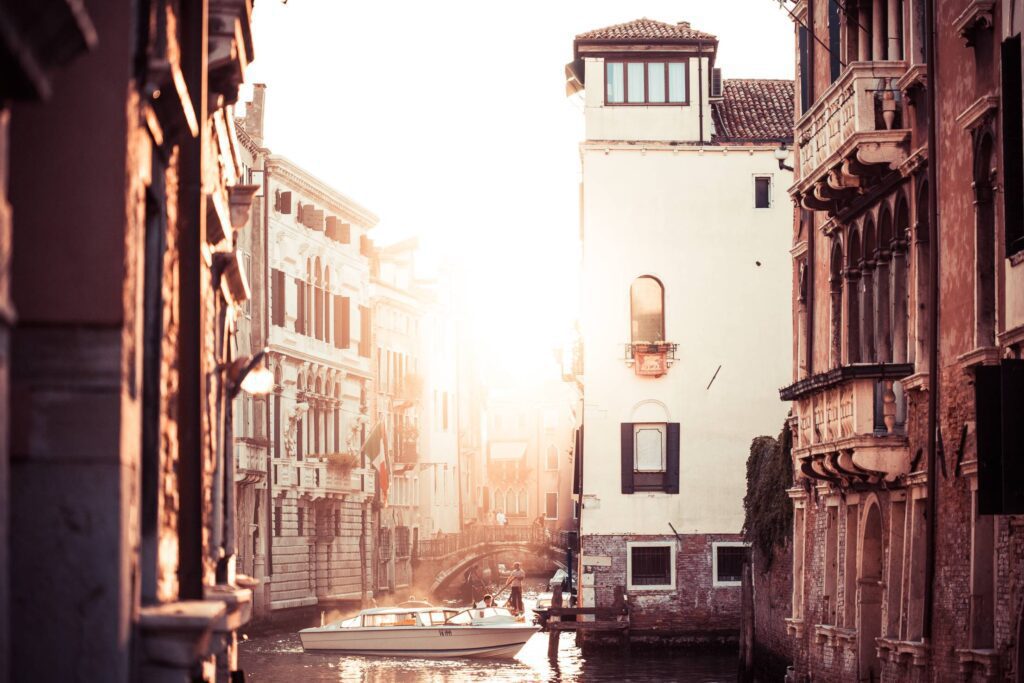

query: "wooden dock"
xmin=539 ymin=591 xmax=631 ymax=657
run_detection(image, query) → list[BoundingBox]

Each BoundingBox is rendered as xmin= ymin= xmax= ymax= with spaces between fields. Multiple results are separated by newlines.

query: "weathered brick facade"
xmin=774 ymin=1 xmax=1024 ymax=681
xmin=581 ymin=533 xmax=745 ymax=645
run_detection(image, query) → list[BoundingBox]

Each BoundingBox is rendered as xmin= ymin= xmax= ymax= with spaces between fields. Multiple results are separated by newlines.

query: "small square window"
xmin=713 ymin=543 xmax=749 ymax=586
xmin=754 ymin=176 xmax=772 ymax=209
xmin=627 ymin=542 xmax=675 ymax=590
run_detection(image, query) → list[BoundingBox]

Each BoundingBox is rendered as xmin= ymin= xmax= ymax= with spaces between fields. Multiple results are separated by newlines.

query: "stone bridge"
xmin=413 ymin=526 xmax=575 ymax=595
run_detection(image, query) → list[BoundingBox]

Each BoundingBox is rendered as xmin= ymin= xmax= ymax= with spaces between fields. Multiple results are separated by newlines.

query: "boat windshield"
xmin=340 ymin=616 xmax=360 ymax=628
xmin=363 ymin=612 xmax=420 ymax=627
xmin=441 ymin=609 xmax=476 ymax=625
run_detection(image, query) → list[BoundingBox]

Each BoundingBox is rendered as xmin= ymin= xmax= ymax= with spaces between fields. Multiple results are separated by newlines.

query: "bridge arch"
xmin=421 ymin=541 xmax=568 ymax=595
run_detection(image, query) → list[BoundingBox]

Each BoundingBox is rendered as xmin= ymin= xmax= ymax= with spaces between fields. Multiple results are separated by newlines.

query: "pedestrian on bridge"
xmin=502 ymin=561 xmax=526 ymax=616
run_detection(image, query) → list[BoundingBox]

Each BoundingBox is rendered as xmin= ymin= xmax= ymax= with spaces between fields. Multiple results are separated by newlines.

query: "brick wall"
xmin=581 ymin=532 xmax=744 ymax=645
xmin=751 ymin=542 xmax=793 ymax=679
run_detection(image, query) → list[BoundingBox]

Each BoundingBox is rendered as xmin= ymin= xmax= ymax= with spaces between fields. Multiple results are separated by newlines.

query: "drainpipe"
xmin=697 ymin=41 xmax=705 ymax=144
xmin=923 ymin=0 xmax=939 ymax=643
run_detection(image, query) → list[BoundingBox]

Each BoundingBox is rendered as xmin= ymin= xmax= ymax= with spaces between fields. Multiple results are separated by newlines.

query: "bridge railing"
xmin=415 ymin=525 xmax=575 ymax=560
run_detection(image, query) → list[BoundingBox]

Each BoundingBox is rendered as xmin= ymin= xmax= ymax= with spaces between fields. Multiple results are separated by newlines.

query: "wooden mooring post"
xmin=546 ymin=589 xmax=562 ymax=658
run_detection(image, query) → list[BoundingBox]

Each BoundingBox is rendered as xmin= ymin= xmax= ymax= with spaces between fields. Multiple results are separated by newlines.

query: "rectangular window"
xmin=274 ymin=505 xmax=282 ymax=537
xmin=295 ymin=277 xmax=305 ymax=334
xmin=634 ymin=424 xmax=665 ymax=472
xmin=272 ymin=269 xmax=285 ymax=326
xmin=713 ymin=542 xmax=748 ymax=586
xmin=754 ymin=176 xmax=772 ymax=208
xmin=627 ymin=543 xmax=674 ymax=589
xmin=606 ymin=62 xmax=624 ymax=103
xmin=545 ymin=492 xmax=558 ymax=520
xmin=626 ymin=62 xmax=645 ymax=102
xmin=359 ymin=306 xmax=372 ymax=357
xmin=605 ymin=60 xmax=688 ymax=105
xmin=621 ymin=422 xmax=679 ymax=493
xmin=297 ymin=506 xmax=305 ymax=536
xmin=647 ymin=62 xmax=666 ymax=102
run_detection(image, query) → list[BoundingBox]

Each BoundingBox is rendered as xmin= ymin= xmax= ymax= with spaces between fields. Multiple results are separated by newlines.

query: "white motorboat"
xmin=299 ymin=606 xmax=539 ymax=658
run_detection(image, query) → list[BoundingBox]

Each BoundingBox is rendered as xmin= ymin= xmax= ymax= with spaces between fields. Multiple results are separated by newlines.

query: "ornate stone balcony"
xmin=792 ymin=62 xmax=912 ymax=213
xmin=781 ymin=363 xmax=913 ymax=484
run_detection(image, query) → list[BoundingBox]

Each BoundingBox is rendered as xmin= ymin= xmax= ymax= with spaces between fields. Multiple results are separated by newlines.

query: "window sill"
xmin=625 ymin=583 xmax=676 ymax=592
xmin=713 ymin=579 xmax=741 ymax=588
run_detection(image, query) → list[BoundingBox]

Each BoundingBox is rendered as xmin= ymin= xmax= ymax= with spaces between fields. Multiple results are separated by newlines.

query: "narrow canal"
xmin=239 ymin=630 xmax=738 ymax=682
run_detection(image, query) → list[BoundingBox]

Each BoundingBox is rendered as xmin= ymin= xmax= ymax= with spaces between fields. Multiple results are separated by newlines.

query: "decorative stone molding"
xmin=958 ymin=345 xmax=1001 ymax=372
xmin=898 ymin=146 xmax=928 ymax=178
xmin=956 ymin=648 xmax=1002 ymax=681
xmin=138 ymin=600 xmax=225 ymax=672
xmin=897 ymin=64 xmax=928 ymax=98
xmin=953 ymin=1 xmax=996 ymax=47
xmin=785 ymin=617 xmax=806 ymax=637
xmin=956 ymin=94 xmax=1000 ymax=132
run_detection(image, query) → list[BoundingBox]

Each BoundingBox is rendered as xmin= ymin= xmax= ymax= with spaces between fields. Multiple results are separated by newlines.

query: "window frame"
xmin=604 ymin=58 xmax=690 ymax=107
xmin=545 ymin=492 xmax=558 ymax=520
xmin=626 ymin=541 xmax=676 ymax=591
xmin=754 ymin=174 xmax=773 ymax=209
xmin=712 ymin=541 xmax=750 ymax=587
xmin=630 ymin=275 xmax=665 ymax=344
xmin=546 ymin=444 xmax=559 ymax=471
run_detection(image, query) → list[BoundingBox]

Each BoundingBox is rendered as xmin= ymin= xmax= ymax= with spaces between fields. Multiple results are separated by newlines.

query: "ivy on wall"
xmin=742 ymin=422 xmax=793 ymax=568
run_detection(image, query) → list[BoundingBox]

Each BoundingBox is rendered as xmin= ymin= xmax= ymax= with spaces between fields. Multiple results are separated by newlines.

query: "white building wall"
xmin=580 ymin=144 xmax=792 ymax=537
xmin=583 ymin=56 xmax=712 ymax=142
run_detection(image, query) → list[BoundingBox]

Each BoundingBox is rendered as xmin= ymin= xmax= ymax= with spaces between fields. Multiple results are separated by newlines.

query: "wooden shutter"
xmin=340 ymin=223 xmax=351 ymax=244
xmin=666 ymin=423 xmax=680 ymax=494
xmin=314 ymin=287 xmax=323 ymax=340
xmin=324 ymin=291 xmax=331 ymax=344
xmin=341 ymin=296 xmax=351 ymax=348
xmin=333 ymin=295 xmax=344 ymax=348
xmin=273 ymin=394 xmax=281 ymax=458
xmin=295 ymin=277 xmax=305 ymax=334
xmin=325 ymin=216 xmax=338 ymax=240
xmin=279 ymin=191 xmax=292 ymax=214
xmin=976 ymin=365 xmax=1003 ymax=514
xmin=271 ymin=269 xmax=285 ymax=326
xmin=621 ymin=423 xmax=634 ymax=494
xmin=359 ymin=306 xmax=372 ymax=357
xmin=1002 ymin=360 xmax=1024 ymax=513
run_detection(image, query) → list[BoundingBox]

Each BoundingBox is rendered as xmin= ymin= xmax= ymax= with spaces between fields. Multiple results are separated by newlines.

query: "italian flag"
xmin=364 ymin=421 xmax=390 ymax=507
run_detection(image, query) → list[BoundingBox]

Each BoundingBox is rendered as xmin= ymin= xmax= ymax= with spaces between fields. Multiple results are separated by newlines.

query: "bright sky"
xmin=244 ymin=1 xmax=794 ymax=384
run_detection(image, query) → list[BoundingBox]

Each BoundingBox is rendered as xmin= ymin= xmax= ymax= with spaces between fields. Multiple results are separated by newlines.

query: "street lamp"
xmin=224 ymin=347 xmax=274 ymax=398
xmin=774 ymin=142 xmax=794 ymax=172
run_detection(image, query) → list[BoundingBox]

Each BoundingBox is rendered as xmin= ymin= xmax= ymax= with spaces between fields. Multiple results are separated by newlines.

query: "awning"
xmin=489 ymin=442 xmax=527 ymax=460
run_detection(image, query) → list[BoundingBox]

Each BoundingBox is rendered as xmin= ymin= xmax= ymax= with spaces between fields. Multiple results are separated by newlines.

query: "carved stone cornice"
xmin=953 ymin=1 xmax=996 ymax=47
xmin=956 ymin=94 xmax=1000 ymax=131
xmin=265 ymin=156 xmax=380 ymax=228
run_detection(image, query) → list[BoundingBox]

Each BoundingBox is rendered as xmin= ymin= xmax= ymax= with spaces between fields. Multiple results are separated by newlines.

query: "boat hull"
xmin=299 ymin=625 xmax=538 ymax=659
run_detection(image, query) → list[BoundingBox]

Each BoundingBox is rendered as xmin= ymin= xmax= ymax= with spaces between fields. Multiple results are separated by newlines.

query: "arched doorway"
xmin=859 ymin=502 xmax=883 ymax=682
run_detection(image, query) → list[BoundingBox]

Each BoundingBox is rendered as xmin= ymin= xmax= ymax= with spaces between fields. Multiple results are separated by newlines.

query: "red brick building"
xmin=776 ymin=0 xmax=1024 ymax=680
xmin=0 ymin=0 xmax=259 ymax=680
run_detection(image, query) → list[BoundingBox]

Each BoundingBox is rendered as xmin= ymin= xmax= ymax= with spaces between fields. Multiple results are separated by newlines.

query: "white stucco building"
xmin=568 ymin=18 xmax=794 ymax=644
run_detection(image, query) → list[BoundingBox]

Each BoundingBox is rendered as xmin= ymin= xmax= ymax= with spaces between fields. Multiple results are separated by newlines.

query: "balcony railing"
xmin=793 ymin=62 xmax=911 ymax=211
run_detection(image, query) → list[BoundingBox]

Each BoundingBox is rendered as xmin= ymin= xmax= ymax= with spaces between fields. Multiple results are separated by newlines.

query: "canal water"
xmin=239 ymin=630 xmax=738 ymax=682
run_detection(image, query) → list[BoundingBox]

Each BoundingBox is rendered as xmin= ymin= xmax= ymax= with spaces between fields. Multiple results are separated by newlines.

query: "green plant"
xmin=742 ymin=422 xmax=793 ymax=569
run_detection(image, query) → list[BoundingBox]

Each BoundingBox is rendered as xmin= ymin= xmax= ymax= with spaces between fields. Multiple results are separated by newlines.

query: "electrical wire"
xmin=774 ymin=0 xmax=846 ymax=67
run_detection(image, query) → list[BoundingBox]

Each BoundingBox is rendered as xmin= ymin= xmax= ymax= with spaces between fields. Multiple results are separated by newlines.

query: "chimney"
xmin=243 ymin=83 xmax=267 ymax=145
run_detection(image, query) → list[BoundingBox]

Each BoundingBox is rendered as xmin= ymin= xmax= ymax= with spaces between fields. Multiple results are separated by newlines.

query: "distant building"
xmin=774 ymin=0 xmax=1024 ymax=680
xmin=567 ymin=18 xmax=793 ymax=645
xmin=236 ymin=91 xmax=381 ymax=615
xmin=370 ymin=238 xmax=424 ymax=592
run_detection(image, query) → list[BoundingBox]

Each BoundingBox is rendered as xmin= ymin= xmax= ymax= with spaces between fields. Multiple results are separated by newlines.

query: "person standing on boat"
xmin=502 ymin=561 xmax=526 ymax=615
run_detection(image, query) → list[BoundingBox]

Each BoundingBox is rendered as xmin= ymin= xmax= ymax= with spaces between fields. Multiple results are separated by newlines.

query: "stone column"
xmin=887 ymin=0 xmax=903 ymax=60
xmin=859 ymin=1 xmax=872 ymax=61
xmin=873 ymin=0 xmax=886 ymax=60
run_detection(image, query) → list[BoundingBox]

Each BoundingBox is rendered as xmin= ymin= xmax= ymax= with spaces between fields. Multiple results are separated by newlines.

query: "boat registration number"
xmin=437 ymin=629 xmax=453 ymax=637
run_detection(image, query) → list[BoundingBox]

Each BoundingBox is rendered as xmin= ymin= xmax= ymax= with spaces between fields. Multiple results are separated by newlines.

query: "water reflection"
xmin=239 ymin=631 xmax=738 ymax=682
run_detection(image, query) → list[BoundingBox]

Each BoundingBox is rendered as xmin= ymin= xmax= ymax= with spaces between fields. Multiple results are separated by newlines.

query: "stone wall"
xmin=751 ymin=543 xmax=792 ymax=680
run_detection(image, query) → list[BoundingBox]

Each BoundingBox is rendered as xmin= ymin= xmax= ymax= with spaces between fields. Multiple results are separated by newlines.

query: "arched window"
xmin=305 ymin=259 xmax=313 ymax=337
xmin=830 ymin=242 xmax=844 ymax=369
xmin=324 ymin=267 xmax=331 ymax=345
xmin=892 ymin=195 xmax=911 ymax=363
xmin=630 ymin=276 xmax=665 ymax=343
xmin=846 ymin=225 xmax=863 ymax=364
xmin=506 ymin=489 xmax=516 ymax=515
xmin=334 ymin=383 xmax=341 ymax=453
xmin=314 ymin=258 xmax=323 ymax=341
xmin=974 ymin=131 xmax=997 ymax=348
xmin=860 ymin=217 xmax=877 ymax=362
xmin=297 ymin=374 xmax=305 ymax=460
xmin=314 ymin=378 xmax=323 ymax=454
xmin=876 ymin=206 xmax=894 ymax=362
xmin=494 ymin=489 xmax=504 ymax=513
xmin=518 ymin=490 xmax=528 ymax=516
xmin=914 ymin=181 xmax=930 ymax=369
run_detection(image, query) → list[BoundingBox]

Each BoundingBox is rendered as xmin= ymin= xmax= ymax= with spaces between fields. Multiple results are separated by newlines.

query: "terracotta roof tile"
xmin=576 ymin=18 xmax=717 ymax=43
xmin=711 ymin=79 xmax=794 ymax=143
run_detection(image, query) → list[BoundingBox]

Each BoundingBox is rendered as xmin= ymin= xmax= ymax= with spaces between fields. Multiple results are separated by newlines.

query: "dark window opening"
xmin=274 ymin=506 xmax=282 ymax=537
xmin=716 ymin=545 xmax=747 ymax=583
xmin=755 ymin=177 xmax=771 ymax=208
xmin=1002 ymin=34 xmax=1023 ymax=256
xmin=297 ymin=507 xmax=305 ymax=536
xmin=631 ymin=546 xmax=671 ymax=586
xmin=545 ymin=492 xmax=558 ymax=520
